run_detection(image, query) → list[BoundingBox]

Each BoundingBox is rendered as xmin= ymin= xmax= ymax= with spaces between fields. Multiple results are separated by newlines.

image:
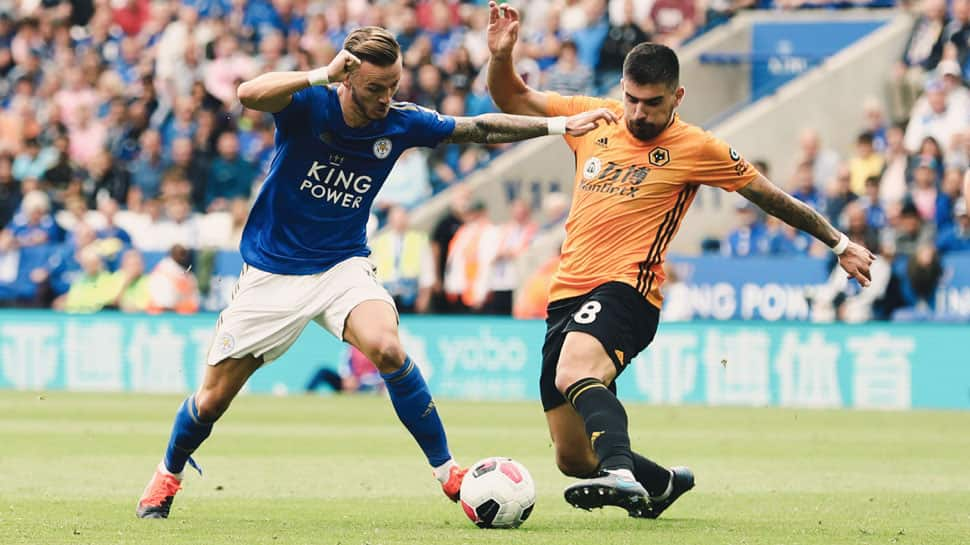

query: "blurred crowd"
xmin=0 ymin=0 xmax=763 ymax=312
xmin=715 ymin=0 xmax=970 ymax=322
xmin=0 ymin=0 xmax=911 ymax=315
xmin=369 ymin=185 xmax=569 ymax=317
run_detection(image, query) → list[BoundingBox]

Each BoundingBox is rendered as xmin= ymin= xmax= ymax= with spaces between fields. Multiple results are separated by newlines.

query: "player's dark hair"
xmin=623 ymin=43 xmax=679 ymax=89
xmin=343 ymin=27 xmax=401 ymax=67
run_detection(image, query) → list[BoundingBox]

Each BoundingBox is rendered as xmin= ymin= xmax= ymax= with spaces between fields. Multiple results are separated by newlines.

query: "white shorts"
xmin=206 ymin=256 xmax=395 ymax=366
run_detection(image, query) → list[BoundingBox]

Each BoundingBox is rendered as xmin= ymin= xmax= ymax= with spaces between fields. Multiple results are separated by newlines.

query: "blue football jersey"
xmin=240 ymin=85 xmax=456 ymax=275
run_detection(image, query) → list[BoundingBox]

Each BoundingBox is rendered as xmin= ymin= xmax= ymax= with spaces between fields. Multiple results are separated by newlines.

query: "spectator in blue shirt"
xmin=857 ymin=176 xmax=887 ymax=230
xmin=422 ymin=1 xmax=463 ymax=62
xmin=206 ymin=131 xmax=257 ymax=212
xmin=129 ymin=129 xmax=167 ymax=201
xmin=570 ymin=2 xmax=610 ymax=70
xmin=823 ymin=165 xmax=859 ymax=229
xmin=722 ymin=201 xmax=770 ymax=257
xmin=790 ymin=161 xmax=823 ymax=212
xmin=543 ymin=40 xmax=594 ymax=96
xmin=30 ymin=221 xmax=98 ymax=302
xmin=160 ymin=96 xmax=197 ymax=149
xmin=95 ymin=198 xmax=133 ymax=270
xmin=766 ymin=216 xmax=812 ymax=256
xmin=937 ymin=198 xmax=970 ymax=253
xmin=9 ymin=190 xmax=62 ymax=247
xmin=183 ymin=0 xmax=231 ymax=19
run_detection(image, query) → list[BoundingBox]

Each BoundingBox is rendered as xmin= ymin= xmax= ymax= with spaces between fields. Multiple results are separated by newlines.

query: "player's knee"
xmin=363 ymin=333 xmax=406 ymax=374
xmin=194 ymin=389 xmax=233 ymax=422
xmin=555 ymin=345 xmax=615 ymax=394
xmin=554 ymin=356 xmax=601 ymax=394
xmin=556 ymin=452 xmax=598 ymax=478
xmin=554 ymin=367 xmax=587 ymax=395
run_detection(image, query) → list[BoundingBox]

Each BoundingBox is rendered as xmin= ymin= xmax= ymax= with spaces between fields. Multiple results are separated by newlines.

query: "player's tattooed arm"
xmin=442 ymin=109 xmax=618 ymax=144
xmin=442 ymin=115 xmax=548 ymax=144
xmin=738 ymin=174 xmax=840 ymax=246
xmin=739 ymin=174 xmax=876 ymax=286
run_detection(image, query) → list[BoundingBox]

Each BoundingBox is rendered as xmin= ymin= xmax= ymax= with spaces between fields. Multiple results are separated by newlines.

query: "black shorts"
xmin=539 ymin=281 xmax=661 ymax=411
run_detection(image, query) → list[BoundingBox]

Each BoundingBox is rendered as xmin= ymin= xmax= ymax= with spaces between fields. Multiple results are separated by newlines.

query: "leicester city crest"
xmin=373 ymin=138 xmax=392 ymax=159
xmin=218 ymin=332 xmax=236 ymax=354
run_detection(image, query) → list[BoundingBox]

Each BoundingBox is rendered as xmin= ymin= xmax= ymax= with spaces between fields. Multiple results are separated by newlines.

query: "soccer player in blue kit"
xmin=136 ymin=26 xmax=617 ymax=519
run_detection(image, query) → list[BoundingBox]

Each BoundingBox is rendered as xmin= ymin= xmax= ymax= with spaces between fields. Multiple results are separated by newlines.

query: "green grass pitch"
xmin=1 ymin=391 xmax=969 ymax=545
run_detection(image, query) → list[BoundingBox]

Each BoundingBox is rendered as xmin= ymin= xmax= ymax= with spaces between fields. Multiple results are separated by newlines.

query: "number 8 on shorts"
xmin=573 ymin=301 xmax=602 ymax=324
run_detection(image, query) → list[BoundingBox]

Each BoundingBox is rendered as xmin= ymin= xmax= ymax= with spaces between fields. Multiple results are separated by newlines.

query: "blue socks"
xmin=381 ymin=357 xmax=452 ymax=467
xmin=159 ymin=358 xmax=450 ymax=475
xmin=163 ymin=395 xmax=213 ymax=475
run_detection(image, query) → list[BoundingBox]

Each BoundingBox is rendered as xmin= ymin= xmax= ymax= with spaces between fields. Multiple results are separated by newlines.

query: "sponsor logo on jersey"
xmin=582 ymin=157 xmax=603 ymax=180
xmin=299 ymin=160 xmax=373 ymax=209
xmin=579 ymin=160 xmax=650 ymax=198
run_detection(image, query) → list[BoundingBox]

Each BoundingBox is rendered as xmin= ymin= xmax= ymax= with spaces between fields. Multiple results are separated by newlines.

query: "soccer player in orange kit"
xmin=486 ymin=2 xmax=875 ymax=518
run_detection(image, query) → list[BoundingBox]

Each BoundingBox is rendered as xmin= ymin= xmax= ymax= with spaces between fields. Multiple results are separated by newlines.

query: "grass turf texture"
xmin=1 ymin=391 xmax=968 ymax=545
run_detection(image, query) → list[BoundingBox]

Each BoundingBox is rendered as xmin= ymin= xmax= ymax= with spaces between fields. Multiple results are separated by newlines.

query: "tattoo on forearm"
xmin=739 ymin=183 xmax=839 ymax=246
xmin=444 ymin=114 xmax=548 ymax=144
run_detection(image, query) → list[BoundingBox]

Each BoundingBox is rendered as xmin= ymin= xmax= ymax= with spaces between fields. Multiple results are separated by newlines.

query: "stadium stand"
xmin=0 ymin=0 xmax=966 ymax=325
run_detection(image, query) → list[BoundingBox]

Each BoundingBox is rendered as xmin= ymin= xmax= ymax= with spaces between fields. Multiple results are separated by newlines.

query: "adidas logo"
xmin=595 ymin=137 xmax=608 ymax=148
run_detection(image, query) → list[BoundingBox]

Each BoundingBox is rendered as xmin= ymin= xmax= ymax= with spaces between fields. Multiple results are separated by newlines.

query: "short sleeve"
xmin=272 ymin=86 xmax=320 ymax=133
xmin=545 ymin=92 xmax=619 ymax=151
xmin=689 ymin=133 xmax=760 ymax=192
xmin=406 ymin=106 xmax=457 ymax=148
xmin=544 ymin=92 xmax=614 ymax=117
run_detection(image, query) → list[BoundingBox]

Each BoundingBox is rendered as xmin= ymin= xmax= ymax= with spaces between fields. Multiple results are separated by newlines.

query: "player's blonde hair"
xmin=343 ymin=27 xmax=400 ymax=67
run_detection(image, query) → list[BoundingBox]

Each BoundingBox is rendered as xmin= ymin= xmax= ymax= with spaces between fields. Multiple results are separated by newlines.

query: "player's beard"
xmin=350 ymin=85 xmax=390 ymax=122
xmin=627 ymin=109 xmax=675 ymax=142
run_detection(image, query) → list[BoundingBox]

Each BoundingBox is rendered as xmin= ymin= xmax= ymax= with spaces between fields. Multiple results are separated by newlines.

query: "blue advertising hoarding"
xmin=667 ymin=254 xmax=970 ymax=321
xmin=750 ymin=20 xmax=884 ymax=99
xmin=1 ymin=311 xmax=967 ymax=411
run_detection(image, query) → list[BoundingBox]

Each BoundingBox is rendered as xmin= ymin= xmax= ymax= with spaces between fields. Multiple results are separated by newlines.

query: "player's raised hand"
xmin=487 ymin=1 xmax=520 ymax=59
xmin=563 ymin=108 xmax=619 ymax=136
xmin=838 ymin=240 xmax=876 ymax=288
xmin=327 ymin=49 xmax=362 ymax=83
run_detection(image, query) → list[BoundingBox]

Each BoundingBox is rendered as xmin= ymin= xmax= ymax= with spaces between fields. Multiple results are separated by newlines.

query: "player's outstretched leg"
xmin=560 ymin=378 xmax=648 ymax=512
xmin=136 ymin=395 xmax=211 ymax=519
xmin=136 ymin=355 xmax=261 ymax=519
xmin=545 ymin=403 xmax=692 ymax=518
xmin=552 ymin=332 xmax=647 ymax=512
xmin=344 ymin=301 xmax=466 ymax=501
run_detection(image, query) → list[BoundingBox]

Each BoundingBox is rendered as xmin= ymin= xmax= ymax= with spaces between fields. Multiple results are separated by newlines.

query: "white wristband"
xmin=306 ymin=67 xmax=330 ymax=87
xmin=547 ymin=116 xmax=567 ymax=136
xmin=831 ymin=233 xmax=849 ymax=255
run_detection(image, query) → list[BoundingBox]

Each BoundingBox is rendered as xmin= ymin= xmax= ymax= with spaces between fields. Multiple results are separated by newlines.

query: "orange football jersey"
xmin=546 ymin=93 xmax=760 ymax=308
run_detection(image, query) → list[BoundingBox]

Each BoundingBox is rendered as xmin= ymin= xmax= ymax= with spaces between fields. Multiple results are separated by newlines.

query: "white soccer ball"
xmin=459 ymin=457 xmax=536 ymax=529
